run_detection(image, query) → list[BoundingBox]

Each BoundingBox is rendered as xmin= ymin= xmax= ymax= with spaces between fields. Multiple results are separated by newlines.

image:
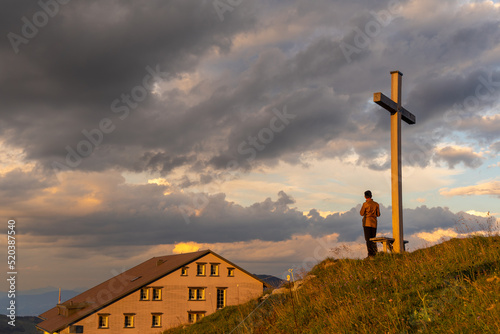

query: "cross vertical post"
xmin=373 ymin=71 xmax=416 ymax=253
xmin=390 ymin=71 xmax=404 ymax=253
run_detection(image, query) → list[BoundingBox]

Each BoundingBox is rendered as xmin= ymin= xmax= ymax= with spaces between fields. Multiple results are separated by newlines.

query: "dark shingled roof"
xmin=37 ymin=249 xmax=265 ymax=333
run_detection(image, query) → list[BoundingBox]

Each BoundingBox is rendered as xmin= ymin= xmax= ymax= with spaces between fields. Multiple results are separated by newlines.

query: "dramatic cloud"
xmin=433 ymin=145 xmax=484 ymax=169
xmin=1 ymin=0 xmax=499 ymax=290
xmin=0 ymin=167 xmax=479 ymax=251
xmin=1 ymin=0 xmax=499 ymax=177
xmin=441 ymin=180 xmax=500 ymax=197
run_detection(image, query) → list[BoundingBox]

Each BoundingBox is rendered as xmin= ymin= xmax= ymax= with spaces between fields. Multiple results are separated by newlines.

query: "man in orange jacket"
xmin=360 ymin=190 xmax=380 ymax=257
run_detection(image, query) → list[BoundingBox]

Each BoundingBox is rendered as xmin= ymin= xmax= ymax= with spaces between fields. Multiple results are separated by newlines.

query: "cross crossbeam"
xmin=373 ymin=71 xmax=416 ymax=253
xmin=373 ymin=93 xmax=416 ymax=124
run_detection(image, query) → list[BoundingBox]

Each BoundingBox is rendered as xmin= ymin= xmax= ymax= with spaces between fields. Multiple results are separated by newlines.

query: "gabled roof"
xmin=37 ymin=249 xmax=266 ymax=333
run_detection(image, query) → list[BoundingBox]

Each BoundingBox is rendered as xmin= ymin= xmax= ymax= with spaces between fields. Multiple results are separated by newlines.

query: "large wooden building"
xmin=37 ymin=250 xmax=266 ymax=333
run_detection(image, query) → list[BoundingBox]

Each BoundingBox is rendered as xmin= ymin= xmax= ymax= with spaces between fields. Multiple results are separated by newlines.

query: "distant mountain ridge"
xmin=255 ymin=274 xmax=286 ymax=288
xmin=0 ymin=288 xmax=81 ymax=317
xmin=0 ymin=316 xmax=41 ymax=334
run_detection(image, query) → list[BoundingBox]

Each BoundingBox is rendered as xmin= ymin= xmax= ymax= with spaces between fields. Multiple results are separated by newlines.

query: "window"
xmin=152 ymin=287 xmax=162 ymax=301
xmin=197 ymin=263 xmax=206 ymax=276
xmin=227 ymin=268 xmax=235 ymax=277
xmin=152 ymin=314 xmax=162 ymax=328
xmin=98 ymin=314 xmax=109 ymax=328
xmin=69 ymin=325 xmax=84 ymax=333
xmin=140 ymin=288 xmax=149 ymax=300
xmin=217 ymin=288 xmax=226 ymax=309
xmin=188 ymin=287 xmax=206 ymax=300
xmin=210 ymin=263 xmax=219 ymax=276
xmin=188 ymin=312 xmax=205 ymax=323
xmin=181 ymin=266 xmax=188 ymax=276
xmin=124 ymin=314 xmax=135 ymax=328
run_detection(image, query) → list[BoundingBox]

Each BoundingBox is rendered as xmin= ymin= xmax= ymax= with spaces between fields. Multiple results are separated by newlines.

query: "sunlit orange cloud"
xmin=414 ymin=228 xmax=459 ymax=243
xmin=440 ymin=180 xmax=500 ymax=197
xmin=148 ymin=178 xmax=174 ymax=195
xmin=0 ymin=170 xmax=126 ymax=219
xmin=148 ymin=178 xmax=171 ymax=186
xmin=0 ymin=142 xmax=36 ymax=174
xmin=172 ymin=242 xmax=202 ymax=254
xmin=303 ymin=210 xmax=345 ymax=218
xmin=466 ymin=210 xmax=492 ymax=218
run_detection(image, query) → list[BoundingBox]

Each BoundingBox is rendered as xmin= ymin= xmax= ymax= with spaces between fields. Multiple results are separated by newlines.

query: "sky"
xmin=0 ymin=0 xmax=499 ymax=293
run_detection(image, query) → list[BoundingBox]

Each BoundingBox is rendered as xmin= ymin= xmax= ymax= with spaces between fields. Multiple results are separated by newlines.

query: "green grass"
xmin=164 ymin=235 xmax=500 ymax=334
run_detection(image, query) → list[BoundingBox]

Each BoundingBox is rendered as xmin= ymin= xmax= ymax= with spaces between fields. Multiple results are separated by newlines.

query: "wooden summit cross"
xmin=373 ymin=71 xmax=416 ymax=253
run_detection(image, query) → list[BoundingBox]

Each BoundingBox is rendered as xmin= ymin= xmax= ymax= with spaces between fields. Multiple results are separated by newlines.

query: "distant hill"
xmin=0 ymin=288 xmax=81 ymax=316
xmin=0 ymin=316 xmax=42 ymax=334
xmin=255 ymin=274 xmax=285 ymax=288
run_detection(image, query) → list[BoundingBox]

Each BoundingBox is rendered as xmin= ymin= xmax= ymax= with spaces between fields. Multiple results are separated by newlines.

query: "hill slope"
xmin=164 ymin=235 xmax=500 ymax=333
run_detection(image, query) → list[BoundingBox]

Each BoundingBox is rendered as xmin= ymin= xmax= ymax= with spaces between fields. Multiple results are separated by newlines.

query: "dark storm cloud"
xmin=0 ymin=167 xmax=54 ymax=205
xmin=0 ymin=1 xmax=500 ymax=183
xmin=1 ymin=1 xmax=253 ymax=95
xmin=2 ymin=0 xmax=500 ymax=177
xmin=407 ymin=69 xmax=500 ymax=126
xmin=208 ymin=86 xmax=355 ymax=170
xmin=0 ymin=0 xmax=257 ymax=170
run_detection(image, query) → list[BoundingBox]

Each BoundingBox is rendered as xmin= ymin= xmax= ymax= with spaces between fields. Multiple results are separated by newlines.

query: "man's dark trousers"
xmin=363 ymin=226 xmax=377 ymax=257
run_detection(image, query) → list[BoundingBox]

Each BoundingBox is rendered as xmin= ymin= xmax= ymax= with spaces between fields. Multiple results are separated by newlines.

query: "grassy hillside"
xmin=164 ymin=235 xmax=500 ymax=333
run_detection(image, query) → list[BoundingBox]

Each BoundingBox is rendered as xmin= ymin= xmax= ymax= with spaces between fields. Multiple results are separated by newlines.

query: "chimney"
xmin=156 ymin=259 xmax=164 ymax=266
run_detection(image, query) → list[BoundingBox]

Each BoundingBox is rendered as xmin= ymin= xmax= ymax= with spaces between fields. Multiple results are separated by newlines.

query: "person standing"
xmin=360 ymin=190 xmax=380 ymax=257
